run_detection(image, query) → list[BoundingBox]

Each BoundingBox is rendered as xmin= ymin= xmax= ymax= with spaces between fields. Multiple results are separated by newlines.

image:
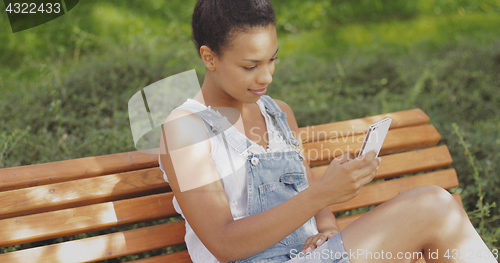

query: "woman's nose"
xmin=257 ymin=64 xmax=273 ymax=85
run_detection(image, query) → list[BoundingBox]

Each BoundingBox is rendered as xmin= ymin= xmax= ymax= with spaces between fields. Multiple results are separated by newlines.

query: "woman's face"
xmin=211 ymin=24 xmax=279 ymax=104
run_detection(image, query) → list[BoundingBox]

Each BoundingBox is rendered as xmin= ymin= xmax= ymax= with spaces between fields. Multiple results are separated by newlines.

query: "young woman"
xmin=159 ymin=0 xmax=497 ymax=262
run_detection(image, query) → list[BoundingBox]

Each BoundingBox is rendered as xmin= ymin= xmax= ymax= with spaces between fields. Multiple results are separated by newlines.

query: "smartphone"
xmin=358 ymin=117 xmax=392 ymax=158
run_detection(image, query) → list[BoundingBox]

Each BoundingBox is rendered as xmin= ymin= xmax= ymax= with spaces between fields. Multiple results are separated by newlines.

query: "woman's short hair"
xmin=191 ymin=0 xmax=276 ymax=58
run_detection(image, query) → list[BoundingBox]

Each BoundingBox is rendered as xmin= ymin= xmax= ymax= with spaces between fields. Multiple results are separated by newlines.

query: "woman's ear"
xmin=200 ymin=45 xmax=216 ymax=71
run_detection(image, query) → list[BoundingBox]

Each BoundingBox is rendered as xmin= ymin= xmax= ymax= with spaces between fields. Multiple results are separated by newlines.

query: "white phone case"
xmin=358 ymin=117 xmax=392 ymax=158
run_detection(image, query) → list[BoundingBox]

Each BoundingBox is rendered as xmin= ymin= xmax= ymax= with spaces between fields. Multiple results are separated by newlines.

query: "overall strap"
xmin=171 ymin=100 xmax=251 ymax=156
xmin=258 ymin=95 xmax=302 ymax=152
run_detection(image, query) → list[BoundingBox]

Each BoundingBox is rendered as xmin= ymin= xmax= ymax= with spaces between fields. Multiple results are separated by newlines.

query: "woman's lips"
xmin=248 ymin=87 xmax=267 ymax=96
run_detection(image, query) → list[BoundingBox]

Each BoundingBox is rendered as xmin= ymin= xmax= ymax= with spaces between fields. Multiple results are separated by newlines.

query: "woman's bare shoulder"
xmin=163 ymin=108 xmax=211 ymax=154
xmin=272 ymin=99 xmax=295 ymax=118
xmin=161 ymin=108 xmax=218 ymax=192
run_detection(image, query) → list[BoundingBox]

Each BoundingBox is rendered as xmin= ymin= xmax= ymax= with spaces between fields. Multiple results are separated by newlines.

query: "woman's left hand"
xmin=301 ymin=229 xmax=339 ymax=254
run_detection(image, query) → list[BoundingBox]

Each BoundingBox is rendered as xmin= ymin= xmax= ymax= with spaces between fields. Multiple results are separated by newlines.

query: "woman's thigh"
xmin=339 ymin=185 xmax=458 ymax=263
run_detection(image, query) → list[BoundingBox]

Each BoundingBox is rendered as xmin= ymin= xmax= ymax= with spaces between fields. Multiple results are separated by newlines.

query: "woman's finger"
xmin=315 ymin=237 xmax=325 ymax=246
xmin=359 ymin=168 xmax=378 ymax=186
xmin=331 ymin=152 xmax=353 ymax=165
xmin=343 ymin=150 xmax=378 ymax=171
xmin=314 ymin=231 xmax=336 ymax=247
xmin=302 ymin=235 xmax=321 ymax=253
xmin=357 ymin=156 xmax=381 ymax=177
xmin=301 ymin=236 xmax=316 ymax=253
xmin=339 ymin=152 xmax=356 ymax=164
xmin=301 ymin=233 xmax=332 ymax=253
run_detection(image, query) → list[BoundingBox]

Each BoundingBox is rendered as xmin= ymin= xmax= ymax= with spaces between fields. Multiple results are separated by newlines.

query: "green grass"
xmin=279 ymin=12 xmax=500 ymax=58
xmin=1 ymin=0 xmax=499 ymax=260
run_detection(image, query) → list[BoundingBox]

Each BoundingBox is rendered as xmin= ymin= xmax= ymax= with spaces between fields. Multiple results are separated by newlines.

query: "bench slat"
xmin=298 ymin=109 xmax=429 ymax=143
xmin=0 ymin=168 xmax=168 ymax=220
xmin=0 ymin=221 xmax=185 ymax=263
xmin=0 ymin=193 xmax=177 ymax=248
xmin=328 ymin=169 xmax=458 ymax=213
xmin=311 ymin=145 xmax=453 ymax=182
xmin=306 ymin=124 xmax=442 ymax=166
xmin=0 ymin=151 xmax=158 ymax=192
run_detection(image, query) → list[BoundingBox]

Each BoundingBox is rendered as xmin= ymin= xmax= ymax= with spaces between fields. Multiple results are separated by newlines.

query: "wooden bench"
xmin=0 ymin=108 xmax=461 ymax=262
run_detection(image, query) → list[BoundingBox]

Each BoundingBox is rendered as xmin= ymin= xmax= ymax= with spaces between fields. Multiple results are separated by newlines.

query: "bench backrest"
xmin=0 ymin=108 xmax=459 ymax=262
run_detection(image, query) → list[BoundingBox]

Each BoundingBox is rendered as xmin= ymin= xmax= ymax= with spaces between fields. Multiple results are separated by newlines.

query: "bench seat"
xmin=0 ymin=108 xmax=460 ymax=262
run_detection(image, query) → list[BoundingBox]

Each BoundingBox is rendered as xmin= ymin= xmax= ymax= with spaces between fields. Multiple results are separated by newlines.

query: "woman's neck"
xmin=193 ymin=73 xmax=251 ymax=117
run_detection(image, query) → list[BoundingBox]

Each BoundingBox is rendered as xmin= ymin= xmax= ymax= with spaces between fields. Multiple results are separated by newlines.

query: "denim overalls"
xmin=181 ymin=95 xmax=349 ymax=263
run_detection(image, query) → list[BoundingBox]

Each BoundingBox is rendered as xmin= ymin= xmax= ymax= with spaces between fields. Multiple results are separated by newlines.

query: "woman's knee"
xmin=413 ymin=184 xmax=453 ymax=199
xmin=408 ymin=185 xmax=462 ymax=221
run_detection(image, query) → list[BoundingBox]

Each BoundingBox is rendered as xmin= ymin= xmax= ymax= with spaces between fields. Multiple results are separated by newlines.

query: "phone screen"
xmin=358 ymin=117 xmax=392 ymax=158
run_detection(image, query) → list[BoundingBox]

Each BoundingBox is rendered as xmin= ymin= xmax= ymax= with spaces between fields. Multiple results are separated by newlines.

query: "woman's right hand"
xmin=313 ymin=150 xmax=381 ymax=206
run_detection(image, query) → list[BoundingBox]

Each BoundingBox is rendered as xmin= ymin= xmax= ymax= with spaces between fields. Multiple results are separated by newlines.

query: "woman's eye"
xmin=244 ymin=57 xmax=278 ymax=70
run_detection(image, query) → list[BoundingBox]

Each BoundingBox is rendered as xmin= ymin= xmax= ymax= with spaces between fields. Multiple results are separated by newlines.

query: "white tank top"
xmin=159 ymin=98 xmax=296 ymax=263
